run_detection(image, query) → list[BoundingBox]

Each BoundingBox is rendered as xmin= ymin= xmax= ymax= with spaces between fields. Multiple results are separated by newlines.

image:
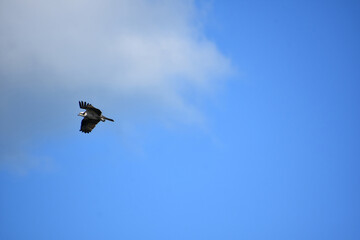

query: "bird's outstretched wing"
xmin=79 ymin=101 xmax=102 ymax=116
xmin=80 ymin=118 xmax=100 ymax=133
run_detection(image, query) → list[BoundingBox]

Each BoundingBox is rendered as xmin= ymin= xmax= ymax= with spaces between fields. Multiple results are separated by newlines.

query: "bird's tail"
xmin=104 ymin=116 xmax=114 ymax=122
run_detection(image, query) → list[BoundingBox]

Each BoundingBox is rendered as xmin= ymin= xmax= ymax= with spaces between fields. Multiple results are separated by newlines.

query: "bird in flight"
xmin=78 ymin=101 xmax=114 ymax=133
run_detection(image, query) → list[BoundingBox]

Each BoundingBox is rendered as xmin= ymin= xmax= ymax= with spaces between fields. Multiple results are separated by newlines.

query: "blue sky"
xmin=1 ymin=0 xmax=360 ymax=239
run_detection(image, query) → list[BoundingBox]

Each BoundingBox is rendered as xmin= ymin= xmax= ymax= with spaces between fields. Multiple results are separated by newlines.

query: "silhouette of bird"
xmin=78 ymin=101 xmax=114 ymax=133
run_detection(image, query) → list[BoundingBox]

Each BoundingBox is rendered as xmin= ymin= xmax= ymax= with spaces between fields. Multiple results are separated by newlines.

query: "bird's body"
xmin=78 ymin=101 xmax=114 ymax=133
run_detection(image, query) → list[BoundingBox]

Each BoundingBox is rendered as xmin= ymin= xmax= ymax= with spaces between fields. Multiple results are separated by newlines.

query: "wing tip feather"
xmin=79 ymin=100 xmax=92 ymax=109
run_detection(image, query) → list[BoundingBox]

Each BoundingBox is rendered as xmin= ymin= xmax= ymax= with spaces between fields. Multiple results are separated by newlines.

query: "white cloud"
xmin=1 ymin=0 xmax=229 ymax=88
xmin=0 ymin=0 xmax=231 ymax=170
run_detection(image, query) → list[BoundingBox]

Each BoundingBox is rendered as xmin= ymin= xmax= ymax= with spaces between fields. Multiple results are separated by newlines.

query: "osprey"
xmin=78 ymin=101 xmax=114 ymax=133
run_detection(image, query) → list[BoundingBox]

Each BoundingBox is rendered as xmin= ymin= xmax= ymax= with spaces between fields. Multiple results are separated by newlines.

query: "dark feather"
xmin=79 ymin=101 xmax=102 ymax=116
xmin=80 ymin=118 xmax=100 ymax=133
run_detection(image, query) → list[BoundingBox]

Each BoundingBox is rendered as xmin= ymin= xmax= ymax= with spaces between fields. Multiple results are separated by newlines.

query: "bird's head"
xmin=78 ymin=111 xmax=87 ymax=117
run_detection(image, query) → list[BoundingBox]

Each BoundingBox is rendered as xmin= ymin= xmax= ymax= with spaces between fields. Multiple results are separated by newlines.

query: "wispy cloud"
xmin=0 ymin=0 xmax=231 ymax=171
